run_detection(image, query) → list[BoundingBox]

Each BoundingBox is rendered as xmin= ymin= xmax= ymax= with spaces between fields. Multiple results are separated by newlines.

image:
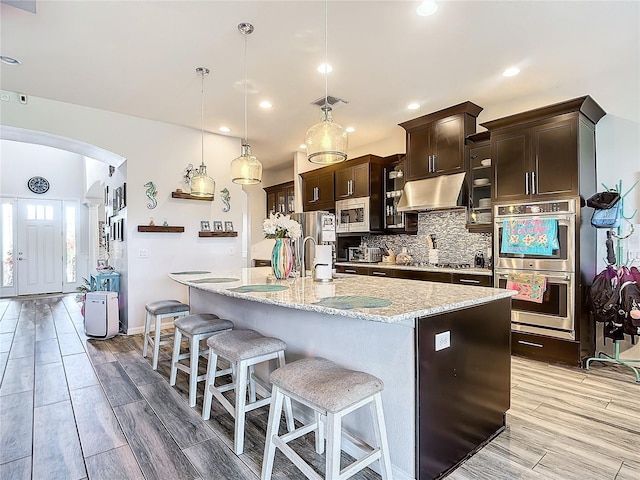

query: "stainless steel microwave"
xmin=336 ymin=197 xmax=370 ymax=233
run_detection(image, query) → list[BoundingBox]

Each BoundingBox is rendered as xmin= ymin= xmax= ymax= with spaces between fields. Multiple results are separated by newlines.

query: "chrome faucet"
xmin=300 ymin=235 xmax=317 ymax=278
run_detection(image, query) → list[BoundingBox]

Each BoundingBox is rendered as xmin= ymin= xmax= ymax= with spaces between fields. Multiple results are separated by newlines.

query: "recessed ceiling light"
xmin=317 ymin=63 xmax=333 ymax=74
xmin=407 ymin=103 xmax=421 ymax=110
xmin=345 ymin=127 xmax=356 ymax=133
xmin=0 ymin=55 xmax=21 ymax=66
xmin=416 ymin=1 xmax=438 ymax=17
xmin=502 ymin=66 xmax=520 ymax=77
xmin=259 ymin=101 xmax=272 ymax=109
xmin=219 ymin=126 xmax=231 ymax=133
xmin=299 ymin=144 xmax=307 ymax=150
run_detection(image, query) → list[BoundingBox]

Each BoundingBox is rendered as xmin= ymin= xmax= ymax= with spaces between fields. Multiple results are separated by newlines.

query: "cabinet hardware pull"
xmin=433 ymin=154 xmax=437 ymax=172
xmin=345 ymin=269 xmax=356 ymax=273
xmin=458 ymin=279 xmax=480 ymax=284
xmin=428 ymin=155 xmax=433 ymax=173
xmin=531 ymin=171 xmax=536 ymax=195
xmin=518 ymin=340 xmax=543 ymax=348
xmin=525 ymin=172 xmax=530 ymax=195
xmin=371 ymin=271 xmax=387 ymax=276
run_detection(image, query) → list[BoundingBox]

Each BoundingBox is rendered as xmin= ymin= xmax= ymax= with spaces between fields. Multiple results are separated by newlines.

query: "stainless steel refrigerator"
xmin=291 ymin=212 xmax=336 ymax=276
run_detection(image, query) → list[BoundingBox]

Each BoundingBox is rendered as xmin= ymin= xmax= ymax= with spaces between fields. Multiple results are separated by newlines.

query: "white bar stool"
xmin=202 ymin=329 xmax=294 ymax=455
xmin=261 ymin=357 xmax=393 ymax=480
xmin=143 ymin=300 xmax=190 ymax=370
xmin=169 ymin=313 xmax=234 ymax=407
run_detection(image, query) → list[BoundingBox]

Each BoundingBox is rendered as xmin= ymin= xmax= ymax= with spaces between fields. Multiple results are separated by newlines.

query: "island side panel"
xmin=189 ymin=287 xmax=417 ymax=479
xmin=417 ymin=297 xmax=511 ymax=479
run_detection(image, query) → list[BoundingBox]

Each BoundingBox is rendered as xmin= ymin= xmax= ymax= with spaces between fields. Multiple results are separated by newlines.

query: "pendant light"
xmin=305 ymin=0 xmax=348 ymax=164
xmin=231 ymin=22 xmax=263 ymax=185
xmin=190 ymin=66 xmax=215 ymax=197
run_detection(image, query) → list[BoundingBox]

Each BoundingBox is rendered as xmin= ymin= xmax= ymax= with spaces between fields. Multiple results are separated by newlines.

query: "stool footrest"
xmin=278 ymin=422 xmax=319 ymax=444
xmin=272 ymin=437 xmax=323 ymax=480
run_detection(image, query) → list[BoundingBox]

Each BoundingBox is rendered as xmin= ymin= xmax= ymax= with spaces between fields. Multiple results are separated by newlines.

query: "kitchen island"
xmin=169 ymin=267 xmax=514 ymax=480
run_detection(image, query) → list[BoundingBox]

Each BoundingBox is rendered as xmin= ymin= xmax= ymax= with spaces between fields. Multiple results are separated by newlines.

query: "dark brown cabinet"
xmin=264 ymin=181 xmax=294 ymax=216
xmin=335 ymin=163 xmax=369 ymax=199
xmin=491 ymin=117 xmax=577 ymax=200
xmin=482 ymin=96 xmax=606 ymax=202
xmin=400 ymin=102 xmax=483 ymax=182
xmin=383 ymin=154 xmax=418 ymax=234
xmin=452 ymin=273 xmax=493 ymax=287
xmin=335 ymin=264 xmax=493 ymax=286
xmin=301 ymin=170 xmax=334 ymax=211
xmin=465 ymin=131 xmax=492 ymax=232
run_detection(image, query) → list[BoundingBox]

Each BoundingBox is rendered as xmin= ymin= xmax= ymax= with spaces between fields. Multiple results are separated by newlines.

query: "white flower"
xmin=263 ymin=213 xmax=302 ymax=239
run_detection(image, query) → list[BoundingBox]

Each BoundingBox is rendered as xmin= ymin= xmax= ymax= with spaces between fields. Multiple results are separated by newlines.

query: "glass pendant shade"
xmin=190 ymin=164 xmax=215 ymax=197
xmin=305 ymin=106 xmax=348 ymax=164
xmin=231 ymin=144 xmax=262 ymax=185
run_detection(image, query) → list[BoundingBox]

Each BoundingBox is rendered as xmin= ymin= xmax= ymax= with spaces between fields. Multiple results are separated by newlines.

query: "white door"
xmin=17 ymin=199 xmax=63 ymax=295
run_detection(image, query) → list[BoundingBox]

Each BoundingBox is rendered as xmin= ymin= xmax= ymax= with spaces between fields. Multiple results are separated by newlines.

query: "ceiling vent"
xmin=311 ymin=95 xmax=348 ymax=111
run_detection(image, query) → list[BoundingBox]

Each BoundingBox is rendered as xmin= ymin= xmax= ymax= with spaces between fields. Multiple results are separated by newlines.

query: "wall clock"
xmin=27 ymin=176 xmax=50 ymax=194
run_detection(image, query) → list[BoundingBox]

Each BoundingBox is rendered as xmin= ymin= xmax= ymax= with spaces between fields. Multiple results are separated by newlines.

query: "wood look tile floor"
xmin=1 ymin=295 xmax=639 ymax=480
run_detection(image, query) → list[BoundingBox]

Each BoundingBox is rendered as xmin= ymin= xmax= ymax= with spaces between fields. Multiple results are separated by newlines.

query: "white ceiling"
xmin=1 ymin=1 xmax=638 ymax=171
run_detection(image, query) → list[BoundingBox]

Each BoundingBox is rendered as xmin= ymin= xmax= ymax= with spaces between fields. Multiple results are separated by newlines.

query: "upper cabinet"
xmin=465 ymin=131 xmax=492 ymax=232
xmin=334 ymin=154 xmax=385 ymax=200
xmin=399 ymin=101 xmax=483 ymax=182
xmin=301 ymin=169 xmax=335 ymax=211
xmin=482 ymin=96 xmax=606 ymax=202
xmin=264 ymin=181 xmax=294 ymax=217
xmin=335 ymin=162 xmax=369 ymax=199
xmin=300 ymin=154 xmax=386 ymax=212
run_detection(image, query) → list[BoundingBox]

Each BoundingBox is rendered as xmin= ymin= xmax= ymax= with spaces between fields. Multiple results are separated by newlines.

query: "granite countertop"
xmin=169 ymin=267 xmax=513 ymax=324
xmin=335 ymin=262 xmax=493 ymax=276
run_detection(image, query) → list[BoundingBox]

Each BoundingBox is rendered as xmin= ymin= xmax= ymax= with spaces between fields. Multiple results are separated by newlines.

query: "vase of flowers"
xmin=263 ymin=213 xmax=302 ymax=279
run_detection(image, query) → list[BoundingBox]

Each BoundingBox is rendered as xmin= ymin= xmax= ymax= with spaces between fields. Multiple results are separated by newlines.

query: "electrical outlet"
xmin=435 ymin=331 xmax=451 ymax=351
xmin=228 ymin=247 xmax=235 ymax=255
xmin=138 ymin=249 xmax=148 ymax=258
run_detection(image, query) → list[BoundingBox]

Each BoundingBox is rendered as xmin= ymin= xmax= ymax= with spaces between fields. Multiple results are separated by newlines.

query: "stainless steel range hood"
xmin=397 ymin=172 xmax=466 ymax=212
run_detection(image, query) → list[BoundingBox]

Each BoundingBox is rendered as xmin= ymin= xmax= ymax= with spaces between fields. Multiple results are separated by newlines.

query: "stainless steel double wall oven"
xmin=494 ymin=198 xmax=577 ymax=340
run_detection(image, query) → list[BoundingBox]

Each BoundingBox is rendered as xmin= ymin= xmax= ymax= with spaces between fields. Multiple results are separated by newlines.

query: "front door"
xmin=17 ymin=199 xmax=63 ymax=295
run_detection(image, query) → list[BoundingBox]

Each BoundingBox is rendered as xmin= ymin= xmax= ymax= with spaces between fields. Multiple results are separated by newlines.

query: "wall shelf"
xmin=198 ymin=231 xmax=238 ymax=238
xmin=138 ymin=225 xmax=185 ymax=233
xmin=171 ymin=191 xmax=214 ymax=201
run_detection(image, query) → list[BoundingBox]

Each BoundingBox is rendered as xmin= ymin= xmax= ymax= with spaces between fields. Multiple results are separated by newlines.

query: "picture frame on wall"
xmin=104 ymin=186 xmax=109 ymax=206
xmin=213 ymin=221 xmax=223 ymax=232
xmin=115 ymin=186 xmax=123 ymax=211
xmin=200 ymin=221 xmax=210 ymax=232
xmin=121 ymin=183 xmax=127 ymax=209
xmin=118 ymin=218 xmax=125 ymax=241
xmin=224 ymin=221 xmax=234 ymax=232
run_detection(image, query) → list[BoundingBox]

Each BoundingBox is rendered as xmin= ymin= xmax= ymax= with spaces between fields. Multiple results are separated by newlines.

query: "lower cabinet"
xmin=511 ymin=331 xmax=581 ymax=366
xmin=336 ymin=265 xmax=372 ymax=276
xmin=335 ymin=265 xmax=493 ymax=286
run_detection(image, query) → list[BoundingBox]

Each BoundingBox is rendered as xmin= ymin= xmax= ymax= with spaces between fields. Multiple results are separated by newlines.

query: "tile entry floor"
xmin=1 ymin=295 xmax=639 ymax=479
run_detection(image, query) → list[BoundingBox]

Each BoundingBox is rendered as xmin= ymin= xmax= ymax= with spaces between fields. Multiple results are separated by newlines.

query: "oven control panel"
xmin=495 ymin=200 xmax=574 ymax=217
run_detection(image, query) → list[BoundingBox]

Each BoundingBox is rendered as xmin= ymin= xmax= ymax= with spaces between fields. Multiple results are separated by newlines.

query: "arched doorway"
xmin=0 ymin=126 xmax=125 ymax=296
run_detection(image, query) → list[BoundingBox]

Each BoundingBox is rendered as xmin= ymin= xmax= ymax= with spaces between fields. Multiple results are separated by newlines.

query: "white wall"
xmin=0 ymin=140 xmax=86 ymax=199
xmin=1 ymin=95 xmax=244 ymax=333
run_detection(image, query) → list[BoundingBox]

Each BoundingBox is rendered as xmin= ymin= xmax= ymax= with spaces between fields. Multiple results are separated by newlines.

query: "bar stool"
xmin=261 ymin=357 xmax=393 ymax=480
xmin=169 ymin=313 xmax=234 ymax=407
xmin=202 ymin=329 xmax=294 ymax=455
xmin=143 ymin=300 xmax=190 ymax=370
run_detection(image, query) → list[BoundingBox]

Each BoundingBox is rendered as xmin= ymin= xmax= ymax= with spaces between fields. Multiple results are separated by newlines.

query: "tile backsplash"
xmin=363 ymin=210 xmax=492 ymax=265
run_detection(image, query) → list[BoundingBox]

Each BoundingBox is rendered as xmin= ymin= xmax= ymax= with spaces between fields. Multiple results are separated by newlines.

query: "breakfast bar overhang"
xmin=170 ymin=268 xmax=514 ymax=480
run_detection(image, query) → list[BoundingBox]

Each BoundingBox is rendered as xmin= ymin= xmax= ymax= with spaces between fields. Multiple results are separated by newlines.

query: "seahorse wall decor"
xmin=221 ymin=188 xmax=231 ymax=212
xmin=144 ymin=181 xmax=158 ymax=209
